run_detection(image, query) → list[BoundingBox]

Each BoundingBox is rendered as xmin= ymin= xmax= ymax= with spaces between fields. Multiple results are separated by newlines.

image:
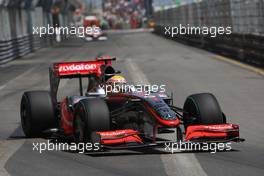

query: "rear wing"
xmin=49 ymin=57 xmax=116 ymax=104
xmin=53 ymin=58 xmax=116 ymax=78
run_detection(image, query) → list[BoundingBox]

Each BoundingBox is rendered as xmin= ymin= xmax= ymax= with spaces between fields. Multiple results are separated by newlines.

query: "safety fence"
xmin=0 ymin=0 xmax=78 ymax=64
xmin=154 ymin=0 xmax=264 ymax=68
xmin=0 ymin=35 xmax=54 ymax=64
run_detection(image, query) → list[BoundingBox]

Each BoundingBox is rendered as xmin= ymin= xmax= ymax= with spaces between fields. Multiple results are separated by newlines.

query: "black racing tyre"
xmin=74 ymin=98 xmax=110 ymax=143
xmin=20 ymin=91 xmax=57 ymax=137
xmin=183 ymin=93 xmax=224 ymax=129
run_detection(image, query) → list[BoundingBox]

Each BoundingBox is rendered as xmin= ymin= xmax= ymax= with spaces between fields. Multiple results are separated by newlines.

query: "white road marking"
xmin=0 ymin=63 xmax=73 ymax=175
xmin=0 ymin=67 xmax=36 ymax=91
xmin=0 ymin=85 xmax=6 ymax=91
xmin=126 ymin=59 xmax=149 ymax=84
xmin=0 ymin=67 xmax=36 ymax=175
xmin=126 ymin=58 xmax=208 ymax=176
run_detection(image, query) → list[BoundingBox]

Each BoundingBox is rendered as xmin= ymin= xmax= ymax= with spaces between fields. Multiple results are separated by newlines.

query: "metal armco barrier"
xmin=0 ymin=0 xmax=79 ymax=64
xmin=154 ymin=0 xmax=264 ymax=68
xmin=0 ymin=35 xmax=53 ymax=64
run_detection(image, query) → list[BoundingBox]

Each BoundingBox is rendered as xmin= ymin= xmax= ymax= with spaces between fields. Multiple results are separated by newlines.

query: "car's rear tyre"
xmin=20 ymin=91 xmax=57 ymax=137
xmin=183 ymin=93 xmax=224 ymax=129
xmin=74 ymin=98 xmax=110 ymax=143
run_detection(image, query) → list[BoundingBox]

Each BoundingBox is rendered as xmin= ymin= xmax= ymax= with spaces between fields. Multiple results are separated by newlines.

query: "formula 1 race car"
xmin=83 ymin=16 xmax=107 ymax=41
xmin=20 ymin=56 xmax=244 ymax=151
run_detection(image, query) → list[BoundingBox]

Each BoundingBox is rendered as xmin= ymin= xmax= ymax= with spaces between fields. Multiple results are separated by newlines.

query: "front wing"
xmin=96 ymin=124 xmax=244 ymax=150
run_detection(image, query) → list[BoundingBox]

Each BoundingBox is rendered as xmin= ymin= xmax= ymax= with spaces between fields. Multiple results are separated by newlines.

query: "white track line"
xmin=0 ymin=85 xmax=6 ymax=91
xmin=0 ymin=65 xmax=75 ymax=175
xmin=0 ymin=67 xmax=35 ymax=91
xmin=126 ymin=58 xmax=207 ymax=176
xmin=0 ymin=68 xmax=37 ymax=175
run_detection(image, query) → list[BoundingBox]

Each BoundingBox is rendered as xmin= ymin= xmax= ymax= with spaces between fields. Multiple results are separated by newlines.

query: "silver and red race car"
xmin=83 ymin=16 xmax=107 ymax=41
xmin=20 ymin=56 xmax=244 ymax=151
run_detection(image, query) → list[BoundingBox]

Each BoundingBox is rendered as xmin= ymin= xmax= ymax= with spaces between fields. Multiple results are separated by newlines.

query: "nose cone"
xmin=160 ymin=118 xmax=180 ymax=127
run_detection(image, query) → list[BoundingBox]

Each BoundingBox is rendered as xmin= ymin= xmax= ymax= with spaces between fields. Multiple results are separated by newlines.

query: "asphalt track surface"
xmin=0 ymin=32 xmax=264 ymax=176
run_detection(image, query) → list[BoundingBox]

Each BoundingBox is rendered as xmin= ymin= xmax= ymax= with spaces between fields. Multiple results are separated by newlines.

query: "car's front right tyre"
xmin=20 ymin=91 xmax=57 ymax=137
xmin=183 ymin=93 xmax=225 ymax=130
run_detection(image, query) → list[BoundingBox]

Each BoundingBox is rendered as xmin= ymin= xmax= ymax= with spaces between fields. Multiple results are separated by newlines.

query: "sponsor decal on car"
xmin=59 ymin=63 xmax=97 ymax=72
xmin=98 ymin=130 xmax=138 ymax=138
xmin=57 ymin=62 xmax=102 ymax=75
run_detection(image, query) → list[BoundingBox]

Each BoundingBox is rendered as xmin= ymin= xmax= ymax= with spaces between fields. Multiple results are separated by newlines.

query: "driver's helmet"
xmin=106 ymin=75 xmax=127 ymax=93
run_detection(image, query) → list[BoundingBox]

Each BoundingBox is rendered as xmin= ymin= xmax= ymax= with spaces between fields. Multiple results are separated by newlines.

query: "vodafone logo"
xmin=59 ymin=64 xmax=97 ymax=72
xmin=59 ymin=63 xmax=97 ymax=72
xmin=99 ymin=130 xmax=137 ymax=137
xmin=205 ymin=124 xmax=235 ymax=130
xmin=55 ymin=61 xmax=108 ymax=76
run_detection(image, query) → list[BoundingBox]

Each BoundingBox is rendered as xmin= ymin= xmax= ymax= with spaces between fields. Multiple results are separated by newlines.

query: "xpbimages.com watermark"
xmin=32 ymin=140 xmax=232 ymax=154
xmin=32 ymin=140 xmax=100 ymax=154
xmin=164 ymin=141 xmax=232 ymax=154
xmin=164 ymin=24 xmax=232 ymax=38
xmin=32 ymin=24 xmax=100 ymax=38
xmin=99 ymin=83 xmax=167 ymax=95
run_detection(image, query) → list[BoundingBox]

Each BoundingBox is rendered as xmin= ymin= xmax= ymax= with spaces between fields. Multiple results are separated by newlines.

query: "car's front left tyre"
xmin=73 ymin=98 xmax=110 ymax=144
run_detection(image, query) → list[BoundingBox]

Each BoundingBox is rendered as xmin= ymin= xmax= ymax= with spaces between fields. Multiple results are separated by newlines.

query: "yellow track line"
xmin=214 ymin=55 xmax=264 ymax=77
